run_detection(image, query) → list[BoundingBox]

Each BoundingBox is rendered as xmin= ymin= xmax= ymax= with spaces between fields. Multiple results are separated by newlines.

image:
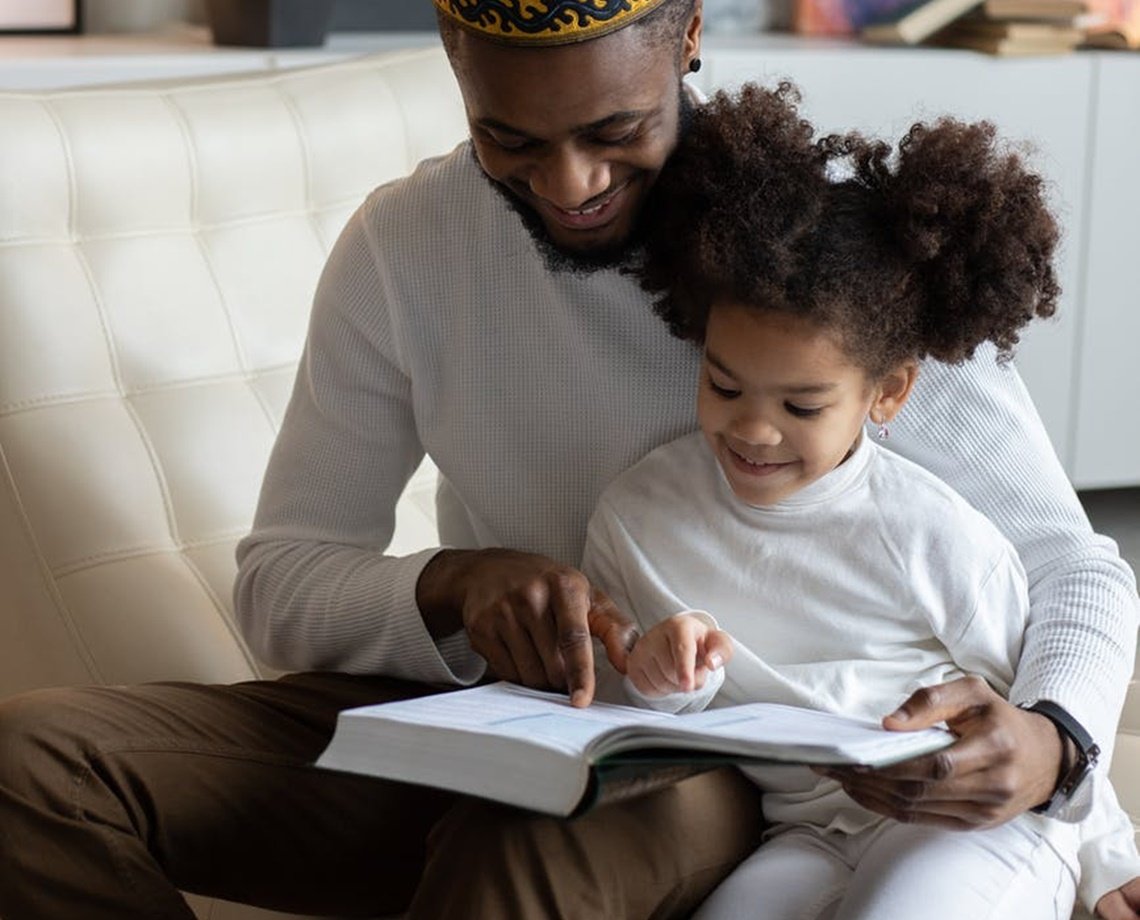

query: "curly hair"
xmin=638 ymin=82 xmax=1060 ymax=378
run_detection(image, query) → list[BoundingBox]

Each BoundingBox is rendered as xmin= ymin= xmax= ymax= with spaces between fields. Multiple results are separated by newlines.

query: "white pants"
xmin=694 ymin=819 xmax=1076 ymax=920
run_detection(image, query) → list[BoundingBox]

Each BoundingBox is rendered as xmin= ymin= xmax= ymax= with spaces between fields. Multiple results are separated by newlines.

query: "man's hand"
xmin=416 ymin=548 xmax=637 ymax=707
xmin=1097 ymin=877 xmax=1140 ymax=919
xmin=626 ymin=614 xmax=733 ymax=697
xmin=816 ymin=675 xmax=1063 ymax=829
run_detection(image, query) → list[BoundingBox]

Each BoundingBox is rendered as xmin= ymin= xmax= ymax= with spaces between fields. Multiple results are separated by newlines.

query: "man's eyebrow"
xmin=706 ymin=350 xmax=838 ymax=395
xmin=475 ymin=109 xmax=656 ymax=141
xmin=572 ymin=110 xmax=656 ymax=135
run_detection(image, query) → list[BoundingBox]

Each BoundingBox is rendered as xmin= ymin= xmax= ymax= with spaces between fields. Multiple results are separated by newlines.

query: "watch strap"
xmin=1022 ymin=700 xmax=1100 ymax=817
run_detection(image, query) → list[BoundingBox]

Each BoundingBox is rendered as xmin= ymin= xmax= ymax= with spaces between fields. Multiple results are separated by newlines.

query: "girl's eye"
xmin=785 ymin=403 xmax=823 ymax=418
xmin=708 ymin=378 xmax=740 ymax=399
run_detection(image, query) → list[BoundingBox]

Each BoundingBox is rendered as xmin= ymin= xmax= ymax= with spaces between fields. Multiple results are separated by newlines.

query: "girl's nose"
xmin=730 ymin=412 xmax=782 ymax=446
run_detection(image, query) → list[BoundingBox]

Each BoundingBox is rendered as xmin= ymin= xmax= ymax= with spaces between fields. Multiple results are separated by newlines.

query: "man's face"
xmin=449 ymin=25 xmax=689 ymax=259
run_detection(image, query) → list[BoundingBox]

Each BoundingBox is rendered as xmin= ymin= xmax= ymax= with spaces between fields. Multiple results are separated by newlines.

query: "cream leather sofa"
xmin=0 ymin=45 xmax=1136 ymax=920
xmin=0 ymin=47 xmax=461 ymax=920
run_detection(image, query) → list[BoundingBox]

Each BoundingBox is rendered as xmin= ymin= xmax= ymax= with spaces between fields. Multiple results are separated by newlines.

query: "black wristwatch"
xmin=1021 ymin=699 xmax=1100 ymax=818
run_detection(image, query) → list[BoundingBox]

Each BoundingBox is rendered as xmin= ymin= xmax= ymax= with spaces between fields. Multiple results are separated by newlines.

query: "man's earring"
xmin=689 ymin=57 xmax=702 ymax=73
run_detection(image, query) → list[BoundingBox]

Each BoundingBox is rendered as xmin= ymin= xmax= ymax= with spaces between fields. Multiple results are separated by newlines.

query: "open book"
xmin=316 ymin=682 xmax=955 ymax=817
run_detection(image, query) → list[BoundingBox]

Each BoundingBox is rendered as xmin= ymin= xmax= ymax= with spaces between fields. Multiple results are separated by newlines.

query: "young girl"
xmin=583 ymin=83 xmax=1139 ymax=919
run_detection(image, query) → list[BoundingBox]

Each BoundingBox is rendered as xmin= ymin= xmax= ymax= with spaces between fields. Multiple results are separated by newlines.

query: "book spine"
xmin=575 ymin=760 xmax=725 ymax=815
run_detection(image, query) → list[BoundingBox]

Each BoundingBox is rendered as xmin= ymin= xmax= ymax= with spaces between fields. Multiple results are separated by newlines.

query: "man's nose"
xmin=528 ymin=145 xmax=610 ymax=210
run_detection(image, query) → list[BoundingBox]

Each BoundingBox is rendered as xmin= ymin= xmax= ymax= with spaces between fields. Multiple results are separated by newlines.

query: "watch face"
xmin=1059 ymin=759 xmax=1093 ymax=798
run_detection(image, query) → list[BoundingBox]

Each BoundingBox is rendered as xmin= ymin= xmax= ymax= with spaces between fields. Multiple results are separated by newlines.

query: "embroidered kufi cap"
xmin=432 ymin=0 xmax=672 ymax=46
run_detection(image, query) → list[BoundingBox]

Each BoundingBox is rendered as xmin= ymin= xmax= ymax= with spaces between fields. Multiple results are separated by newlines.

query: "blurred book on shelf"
xmin=928 ymin=12 xmax=1085 ymax=51
xmin=857 ymin=0 xmax=984 ymax=42
xmin=840 ymin=0 xmax=1139 ymax=49
xmin=793 ymin=0 xmax=932 ymax=35
xmin=1080 ymin=0 xmax=1140 ymax=45
xmin=981 ymin=0 xmax=1098 ymax=19
xmin=1081 ymin=22 xmax=1140 ymax=42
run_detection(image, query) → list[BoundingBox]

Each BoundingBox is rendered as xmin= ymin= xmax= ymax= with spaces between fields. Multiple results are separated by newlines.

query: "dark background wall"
xmin=330 ymin=1 xmax=439 ymax=31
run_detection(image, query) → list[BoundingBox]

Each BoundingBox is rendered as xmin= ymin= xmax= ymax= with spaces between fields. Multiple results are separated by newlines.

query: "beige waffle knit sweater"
xmin=234 ymin=142 xmax=1138 ymax=757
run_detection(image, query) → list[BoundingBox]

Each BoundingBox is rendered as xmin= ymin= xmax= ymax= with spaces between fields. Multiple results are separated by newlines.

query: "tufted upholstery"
xmin=0 ymin=44 xmax=1135 ymax=920
xmin=0 ymin=47 xmax=463 ymax=920
xmin=0 ymin=48 xmax=463 ymax=696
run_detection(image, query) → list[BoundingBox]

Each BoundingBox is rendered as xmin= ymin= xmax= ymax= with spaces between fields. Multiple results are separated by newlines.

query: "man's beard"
xmin=489 ymin=175 xmax=640 ymax=273
xmin=475 ymin=85 xmax=694 ymax=275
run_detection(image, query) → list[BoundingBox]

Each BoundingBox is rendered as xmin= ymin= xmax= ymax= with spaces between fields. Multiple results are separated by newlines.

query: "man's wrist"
xmin=1019 ymin=699 xmax=1100 ymax=817
xmin=416 ymin=549 xmax=469 ymax=639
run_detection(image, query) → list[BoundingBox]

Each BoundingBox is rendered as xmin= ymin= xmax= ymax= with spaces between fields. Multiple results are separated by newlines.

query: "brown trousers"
xmin=0 ymin=673 xmax=766 ymax=919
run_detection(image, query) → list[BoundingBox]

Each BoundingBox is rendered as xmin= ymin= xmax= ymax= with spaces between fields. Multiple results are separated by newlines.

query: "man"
xmin=0 ymin=1 xmax=1136 ymax=918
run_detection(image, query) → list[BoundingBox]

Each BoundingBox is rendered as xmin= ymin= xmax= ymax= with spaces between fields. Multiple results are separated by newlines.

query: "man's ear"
xmin=682 ymin=0 xmax=703 ymax=73
xmin=871 ymin=361 xmax=919 ymax=424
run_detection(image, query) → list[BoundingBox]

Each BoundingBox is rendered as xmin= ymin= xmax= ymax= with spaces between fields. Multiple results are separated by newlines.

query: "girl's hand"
xmin=1097 ymin=877 xmax=1140 ymax=919
xmin=626 ymin=614 xmax=733 ymax=698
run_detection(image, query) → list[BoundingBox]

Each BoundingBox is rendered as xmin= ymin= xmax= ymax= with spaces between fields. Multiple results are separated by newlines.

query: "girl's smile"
xmin=698 ymin=303 xmax=909 ymax=508
xmin=723 ymin=445 xmax=797 ymax=478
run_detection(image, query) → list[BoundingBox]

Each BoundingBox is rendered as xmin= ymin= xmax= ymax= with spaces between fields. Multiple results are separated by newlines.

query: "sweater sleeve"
xmin=1075 ymin=772 xmax=1140 ymax=913
xmin=934 ymin=539 xmax=1028 ymax=700
xmin=889 ymin=345 xmax=1139 ymax=756
xmin=232 ymin=198 xmax=484 ymax=684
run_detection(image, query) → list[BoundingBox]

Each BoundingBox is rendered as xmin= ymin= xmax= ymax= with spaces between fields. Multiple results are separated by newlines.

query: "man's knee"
xmin=428 ymin=797 xmax=568 ymax=874
xmin=0 ymin=687 xmax=95 ymax=797
xmin=416 ymin=771 xmax=765 ymax=920
xmin=415 ymin=799 xmax=608 ymax=920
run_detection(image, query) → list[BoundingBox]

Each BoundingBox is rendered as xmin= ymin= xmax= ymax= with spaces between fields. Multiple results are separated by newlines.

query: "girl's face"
xmin=697 ymin=302 xmax=908 ymax=508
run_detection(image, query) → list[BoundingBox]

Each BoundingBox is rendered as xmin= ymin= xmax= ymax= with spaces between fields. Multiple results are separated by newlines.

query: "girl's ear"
xmin=871 ymin=361 xmax=919 ymax=425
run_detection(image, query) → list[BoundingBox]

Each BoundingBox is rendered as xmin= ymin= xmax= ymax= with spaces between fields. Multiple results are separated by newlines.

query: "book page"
xmin=344 ymin=682 xmax=673 ymax=757
xmin=605 ymin=701 xmax=952 ymax=765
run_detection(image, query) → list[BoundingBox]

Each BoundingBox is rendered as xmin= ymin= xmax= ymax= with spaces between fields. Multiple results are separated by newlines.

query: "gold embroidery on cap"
xmin=432 ymin=0 xmax=669 ymax=46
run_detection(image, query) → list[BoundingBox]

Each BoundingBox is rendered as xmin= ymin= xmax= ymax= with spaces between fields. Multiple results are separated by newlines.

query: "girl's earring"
xmin=872 ymin=415 xmax=890 ymax=440
xmin=688 ymin=57 xmax=702 ymax=73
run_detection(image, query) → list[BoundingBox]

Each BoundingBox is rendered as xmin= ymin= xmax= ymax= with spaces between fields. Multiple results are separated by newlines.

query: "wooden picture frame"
xmin=0 ymin=0 xmax=81 ymax=34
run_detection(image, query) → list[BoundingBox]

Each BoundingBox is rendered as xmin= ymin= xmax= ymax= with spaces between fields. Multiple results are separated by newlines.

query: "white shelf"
xmin=1072 ymin=54 xmax=1140 ymax=488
